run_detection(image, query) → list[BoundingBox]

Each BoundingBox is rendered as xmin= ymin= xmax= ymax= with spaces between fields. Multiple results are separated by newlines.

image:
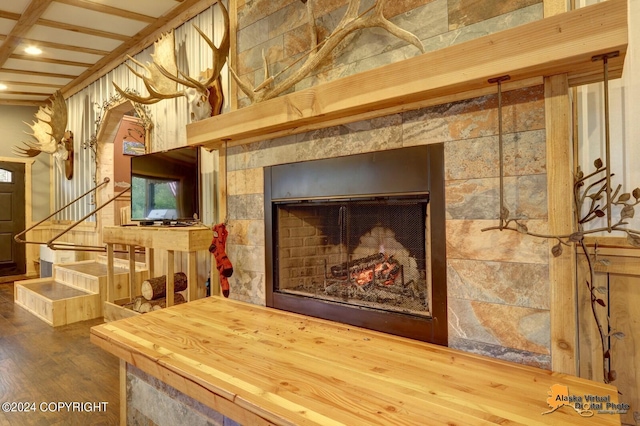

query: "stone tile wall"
xmin=127 ymin=365 xmax=241 ymax=426
xmin=235 ymin=0 xmax=543 ymax=107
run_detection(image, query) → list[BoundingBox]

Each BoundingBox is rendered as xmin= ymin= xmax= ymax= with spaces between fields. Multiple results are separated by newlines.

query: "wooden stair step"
xmin=55 ymin=261 xmax=130 ymax=277
xmin=19 ymin=280 xmax=91 ymax=299
xmin=14 ymin=278 xmax=102 ymax=327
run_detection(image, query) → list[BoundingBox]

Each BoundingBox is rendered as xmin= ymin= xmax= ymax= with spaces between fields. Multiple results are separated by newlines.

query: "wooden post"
xmin=167 ymin=250 xmax=175 ymax=306
xmin=545 ymin=73 xmax=577 ymax=375
xmin=146 ymin=247 xmax=155 ymax=281
xmin=128 ymin=245 xmax=136 ymax=298
xmin=210 ymin=145 xmax=228 ymax=297
xmin=107 ymin=243 xmax=114 ymax=303
xmin=544 ymin=0 xmax=569 ymax=18
xmin=188 ymin=251 xmax=198 ymax=301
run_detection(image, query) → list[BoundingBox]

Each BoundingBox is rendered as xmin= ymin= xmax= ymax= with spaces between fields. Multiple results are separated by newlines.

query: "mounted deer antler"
xmin=231 ymin=0 xmax=425 ymax=104
xmin=13 ymin=90 xmax=74 ymax=179
xmin=113 ymin=1 xmax=229 ymax=122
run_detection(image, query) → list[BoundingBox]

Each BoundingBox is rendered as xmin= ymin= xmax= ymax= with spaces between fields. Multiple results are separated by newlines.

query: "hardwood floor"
xmin=0 ymin=282 xmax=119 ymax=426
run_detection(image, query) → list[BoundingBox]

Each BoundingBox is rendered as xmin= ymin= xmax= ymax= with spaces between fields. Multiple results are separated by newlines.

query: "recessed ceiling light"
xmin=25 ymin=46 xmax=42 ymax=55
xmin=0 ymin=84 xmax=7 ymax=91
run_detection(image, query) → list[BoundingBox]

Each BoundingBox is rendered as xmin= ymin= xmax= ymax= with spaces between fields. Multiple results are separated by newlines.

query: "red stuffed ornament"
xmin=209 ymin=223 xmax=233 ymax=297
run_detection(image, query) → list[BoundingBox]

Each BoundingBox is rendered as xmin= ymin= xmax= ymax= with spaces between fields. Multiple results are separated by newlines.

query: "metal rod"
xmin=488 ymin=75 xmax=510 ymax=229
xmin=46 ymin=186 xmax=131 ymax=247
xmin=14 ymin=177 xmax=110 ymax=244
xmin=592 ymin=51 xmax=619 ymax=232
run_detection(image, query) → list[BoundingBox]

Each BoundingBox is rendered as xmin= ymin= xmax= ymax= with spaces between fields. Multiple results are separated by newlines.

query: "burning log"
xmin=329 ymin=253 xmax=401 ymax=286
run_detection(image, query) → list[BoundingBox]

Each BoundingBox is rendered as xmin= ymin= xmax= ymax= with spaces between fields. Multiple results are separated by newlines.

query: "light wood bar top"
xmin=102 ymin=225 xmax=212 ymax=252
xmin=91 ymin=297 xmax=621 ymax=425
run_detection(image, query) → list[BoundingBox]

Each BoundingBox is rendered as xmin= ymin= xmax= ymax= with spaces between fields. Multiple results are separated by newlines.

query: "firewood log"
xmin=138 ymin=293 xmax=186 ymax=312
xmin=132 ymin=296 xmax=144 ymax=312
xmin=141 ymin=272 xmax=188 ymax=300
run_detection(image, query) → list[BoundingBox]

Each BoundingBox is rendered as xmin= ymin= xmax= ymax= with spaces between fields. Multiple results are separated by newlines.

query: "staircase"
xmin=14 ymin=257 xmax=148 ymax=327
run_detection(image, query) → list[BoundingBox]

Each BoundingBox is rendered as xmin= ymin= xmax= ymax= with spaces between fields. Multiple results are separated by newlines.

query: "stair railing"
xmin=15 ymin=177 xmax=131 ymax=253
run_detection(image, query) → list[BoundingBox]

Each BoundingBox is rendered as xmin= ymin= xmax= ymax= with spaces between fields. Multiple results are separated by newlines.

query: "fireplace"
xmin=265 ymin=145 xmax=447 ymax=344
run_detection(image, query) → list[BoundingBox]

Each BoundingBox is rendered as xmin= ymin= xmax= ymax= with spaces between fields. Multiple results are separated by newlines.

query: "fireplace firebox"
xmin=265 ymin=145 xmax=447 ymax=344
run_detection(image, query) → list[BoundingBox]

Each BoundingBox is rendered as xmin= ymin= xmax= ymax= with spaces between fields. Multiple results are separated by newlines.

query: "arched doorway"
xmin=94 ymin=99 xmax=152 ymax=231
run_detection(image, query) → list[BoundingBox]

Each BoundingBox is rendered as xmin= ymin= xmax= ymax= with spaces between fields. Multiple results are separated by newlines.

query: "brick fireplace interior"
xmin=265 ymin=145 xmax=447 ymax=344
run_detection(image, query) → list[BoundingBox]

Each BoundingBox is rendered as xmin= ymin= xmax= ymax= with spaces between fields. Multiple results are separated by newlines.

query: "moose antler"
xmin=231 ymin=0 xmax=425 ymax=104
xmin=114 ymin=1 xmax=230 ymax=121
xmin=14 ymin=90 xmax=68 ymax=157
xmin=13 ymin=90 xmax=74 ymax=179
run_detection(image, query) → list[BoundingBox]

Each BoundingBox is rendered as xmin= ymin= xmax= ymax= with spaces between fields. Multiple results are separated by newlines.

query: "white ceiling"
xmin=0 ymin=0 xmax=214 ymax=106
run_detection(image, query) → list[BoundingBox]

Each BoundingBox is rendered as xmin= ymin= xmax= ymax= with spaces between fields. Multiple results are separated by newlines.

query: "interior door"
xmin=0 ymin=162 xmax=26 ymax=276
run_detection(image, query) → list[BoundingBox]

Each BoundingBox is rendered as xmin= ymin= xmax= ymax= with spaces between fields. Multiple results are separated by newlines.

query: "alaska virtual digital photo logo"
xmin=542 ymin=384 xmax=630 ymax=417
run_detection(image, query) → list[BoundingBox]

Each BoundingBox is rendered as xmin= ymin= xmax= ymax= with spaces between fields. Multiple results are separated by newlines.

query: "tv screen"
xmin=130 ymin=146 xmax=200 ymax=222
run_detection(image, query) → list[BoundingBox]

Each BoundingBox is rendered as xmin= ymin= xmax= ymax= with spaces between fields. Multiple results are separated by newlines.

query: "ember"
xmin=329 ymin=253 xmax=401 ymax=286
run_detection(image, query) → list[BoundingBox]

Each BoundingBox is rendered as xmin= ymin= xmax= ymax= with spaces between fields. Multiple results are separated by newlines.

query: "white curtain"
xmin=576 ymin=0 xmax=640 ymax=233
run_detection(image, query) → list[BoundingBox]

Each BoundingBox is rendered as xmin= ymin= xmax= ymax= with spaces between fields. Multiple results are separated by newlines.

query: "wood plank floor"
xmin=0 ymin=282 xmax=119 ymax=426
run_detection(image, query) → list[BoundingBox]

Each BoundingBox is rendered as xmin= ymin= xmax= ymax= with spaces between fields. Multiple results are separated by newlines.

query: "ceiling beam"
xmin=10 ymin=54 xmax=92 ymax=68
xmin=0 ymin=11 xmax=20 ymax=21
xmin=17 ymin=38 xmax=110 ymax=56
xmin=0 ymin=67 xmax=76 ymax=79
xmin=37 ymin=18 xmax=131 ymax=41
xmin=0 ymin=90 xmax=50 ymax=96
xmin=53 ymin=0 xmax=157 ymax=24
xmin=0 ymin=80 xmax=64 ymax=88
xmin=0 ymin=99 xmax=46 ymax=106
xmin=0 ymin=0 xmax=54 ymax=68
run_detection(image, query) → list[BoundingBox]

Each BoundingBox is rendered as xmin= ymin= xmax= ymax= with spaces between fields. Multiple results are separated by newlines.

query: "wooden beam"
xmin=0 ymin=0 xmax=54 ymax=68
xmin=0 ymin=99 xmax=46 ymax=106
xmin=0 ymin=90 xmax=50 ymax=96
xmin=19 ymin=38 xmax=111 ymax=56
xmin=36 ymin=18 xmax=131 ymax=42
xmin=544 ymin=0 xmax=569 ymax=17
xmin=229 ymin=0 xmax=238 ymax=112
xmin=54 ymin=0 xmax=157 ymax=24
xmin=187 ymin=0 xmax=627 ymax=150
xmin=61 ymin=0 xmax=219 ymax=99
xmin=0 ymin=67 xmax=75 ymax=79
xmin=0 ymin=80 xmax=64 ymax=88
xmin=546 ymin=73 xmax=577 ymax=375
xmin=10 ymin=54 xmax=92 ymax=68
xmin=0 ymin=11 xmax=20 ymax=21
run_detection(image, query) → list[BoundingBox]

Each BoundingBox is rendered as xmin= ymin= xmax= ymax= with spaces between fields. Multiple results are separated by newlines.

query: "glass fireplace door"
xmin=275 ymin=197 xmax=430 ymax=317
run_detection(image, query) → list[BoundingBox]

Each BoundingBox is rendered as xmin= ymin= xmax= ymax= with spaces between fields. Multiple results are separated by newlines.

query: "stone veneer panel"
xmin=127 ymin=365 xmax=239 ymax=426
xmin=447 ymin=259 xmax=549 ymax=309
xmin=235 ymin=0 xmax=543 ymax=107
xmin=448 ymin=0 xmax=541 ymax=30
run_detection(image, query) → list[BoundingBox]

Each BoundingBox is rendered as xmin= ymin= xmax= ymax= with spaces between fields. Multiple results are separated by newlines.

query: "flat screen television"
xmin=130 ymin=146 xmax=200 ymax=222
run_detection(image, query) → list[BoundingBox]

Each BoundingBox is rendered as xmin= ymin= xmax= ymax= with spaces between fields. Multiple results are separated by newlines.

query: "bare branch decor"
xmin=483 ymin=52 xmax=631 ymax=384
xmin=230 ymin=0 xmax=425 ymax=104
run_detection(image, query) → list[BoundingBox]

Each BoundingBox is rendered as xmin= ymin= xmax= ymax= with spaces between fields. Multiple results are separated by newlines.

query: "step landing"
xmin=14 ymin=279 xmax=101 ymax=327
xmin=15 ymin=260 xmax=149 ymax=327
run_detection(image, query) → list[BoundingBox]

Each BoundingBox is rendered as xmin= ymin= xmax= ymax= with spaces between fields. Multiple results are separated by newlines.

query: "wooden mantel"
xmin=187 ymin=0 xmax=627 ymax=150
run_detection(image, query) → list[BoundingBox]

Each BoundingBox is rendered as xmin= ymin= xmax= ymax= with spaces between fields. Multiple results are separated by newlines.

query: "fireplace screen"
xmin=276 ymin=198 xmax=430 ymax=317
xmin=265 ymin=144 xmax=447 ymax=344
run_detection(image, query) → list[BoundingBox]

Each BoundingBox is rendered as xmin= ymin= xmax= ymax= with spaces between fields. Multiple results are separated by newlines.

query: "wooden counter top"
xmin=102 ymin=225 xmax=212 ymax=251
xmin=91 ymin=297 xmax=621 ymax=425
